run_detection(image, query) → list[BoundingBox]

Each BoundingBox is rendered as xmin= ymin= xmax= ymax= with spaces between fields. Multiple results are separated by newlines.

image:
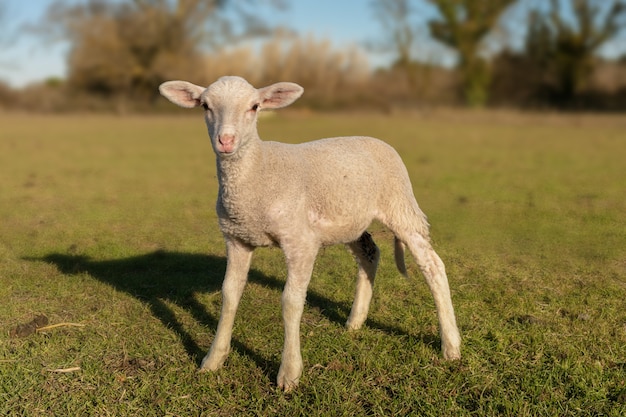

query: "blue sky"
xmin=1 ymin=0 xmax=625 ymax=88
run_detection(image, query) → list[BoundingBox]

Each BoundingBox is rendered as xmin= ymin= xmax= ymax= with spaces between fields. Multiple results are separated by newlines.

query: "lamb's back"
xmin=258 ymin=137 xmax=414 ymax=244
xmin=265 ymin=136 xmax=411 ymax=199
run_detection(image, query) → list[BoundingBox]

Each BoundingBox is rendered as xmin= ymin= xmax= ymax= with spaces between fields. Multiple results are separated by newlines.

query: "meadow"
xmin=1 ymin=110 xmax=625 ymax=416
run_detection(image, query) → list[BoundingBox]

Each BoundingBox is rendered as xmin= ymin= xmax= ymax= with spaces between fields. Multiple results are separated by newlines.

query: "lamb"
xmin=158 ymin=76 xmax=461 ymax=391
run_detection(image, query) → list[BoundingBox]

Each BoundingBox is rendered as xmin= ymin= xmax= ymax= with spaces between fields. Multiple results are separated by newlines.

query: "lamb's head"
xmin=159 ymin=76 xmax=303 ymax=157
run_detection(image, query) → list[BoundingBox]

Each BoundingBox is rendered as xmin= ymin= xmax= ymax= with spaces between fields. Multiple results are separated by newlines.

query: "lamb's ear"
xmin=258 ymin=82 xmax=304 ymax=110
xmin=159 ymin=81 xmax=205 ymax=108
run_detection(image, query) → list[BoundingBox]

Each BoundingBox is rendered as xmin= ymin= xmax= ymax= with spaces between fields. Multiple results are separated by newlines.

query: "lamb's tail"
xmin=394 ymin=237 xmax=408 ymax=277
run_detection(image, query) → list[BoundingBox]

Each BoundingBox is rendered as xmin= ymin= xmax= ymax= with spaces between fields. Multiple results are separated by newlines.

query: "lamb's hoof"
xmin=277 ymin=364 xmax=302 ymax=392
xmin=345 ymin=321 xmax=363 ymax=331
xmin=277 ymin=375 xmax=299 ymax=392
xmin=443 ymin=347 xmax=461 ymax=361
xmin=199 ymin=354 xmax=226 ymax=372
xmin=198 ymin=365 xmax=217 ymax=374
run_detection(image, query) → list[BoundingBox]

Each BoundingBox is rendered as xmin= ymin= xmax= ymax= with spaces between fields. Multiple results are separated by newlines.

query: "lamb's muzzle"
xmin=158 ymin=75 xmax=461 ymax=391
xmin=217 ymin=133 xmax=236 ymax=154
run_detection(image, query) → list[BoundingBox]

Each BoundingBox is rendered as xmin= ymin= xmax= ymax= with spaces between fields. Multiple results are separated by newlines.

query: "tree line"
xmin=1 ymin=0 xmax=625 ymax=112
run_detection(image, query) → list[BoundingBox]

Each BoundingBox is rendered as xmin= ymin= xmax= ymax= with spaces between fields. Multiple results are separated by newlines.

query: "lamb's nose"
xmin=218 ymin=134 xmax=235 ymax=147
xmin=217 ymin=134 xmax=236 ymax=153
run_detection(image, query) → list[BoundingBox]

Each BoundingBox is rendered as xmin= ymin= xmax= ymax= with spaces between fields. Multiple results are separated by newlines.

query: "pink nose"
xmin=218 ymin=134 xmax=235 ymax=152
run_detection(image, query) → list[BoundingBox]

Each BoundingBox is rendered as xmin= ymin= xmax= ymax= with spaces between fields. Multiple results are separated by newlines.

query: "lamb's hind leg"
xmin=345 ymin=231 xmax=380 ymax=330
xmin=401 ymin=231 xmax=461 ymax=360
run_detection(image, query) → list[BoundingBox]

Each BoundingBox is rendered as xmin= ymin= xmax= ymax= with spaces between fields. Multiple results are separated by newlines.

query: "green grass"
xmin=1 ymin=111 xmax=625 ymax=416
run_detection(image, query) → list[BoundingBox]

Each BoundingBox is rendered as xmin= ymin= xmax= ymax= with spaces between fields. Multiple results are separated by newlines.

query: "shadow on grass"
xmin=35 ymin=250 xmax=440 ymax=379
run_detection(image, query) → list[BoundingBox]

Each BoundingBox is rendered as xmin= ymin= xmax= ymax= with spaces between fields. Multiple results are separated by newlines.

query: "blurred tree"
xmin=427 ymin=0 xmax=516 ymax=106
xmin=261 ymin=34 xmax=370 ymax=107
xmin=38 ymin=0 xmax=279 ymax=109
xmin=369 ymin=0 xmax=444 ymax=103
xmin=370 ymin=0 xmax=415 ymax=70
xmin=524 ymin=0 xmax=626 ymax=105
xmin=201 ymin=32 xmax=370 ymax=109
xmin=0 ymin=80 xmax=15 ymax=109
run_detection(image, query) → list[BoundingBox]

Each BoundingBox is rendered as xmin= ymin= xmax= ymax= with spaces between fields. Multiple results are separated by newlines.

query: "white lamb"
xmin=159 ymin=76 xmax=461 ymax=391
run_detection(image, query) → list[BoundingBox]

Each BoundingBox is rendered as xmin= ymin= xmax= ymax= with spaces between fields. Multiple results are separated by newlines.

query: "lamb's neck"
xmin=216 ymin=137 xmax=262 ymax=192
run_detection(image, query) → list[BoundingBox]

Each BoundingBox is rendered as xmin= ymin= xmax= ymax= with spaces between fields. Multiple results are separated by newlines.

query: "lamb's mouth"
xmin=217 ymin=149 xmax=236 ymax=157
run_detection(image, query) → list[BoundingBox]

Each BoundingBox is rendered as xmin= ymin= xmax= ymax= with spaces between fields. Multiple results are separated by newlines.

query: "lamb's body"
xmin=159 ymin=76 xmax=461 ymax=391
xmin=217 ymin=136 xmax=428 ymax=248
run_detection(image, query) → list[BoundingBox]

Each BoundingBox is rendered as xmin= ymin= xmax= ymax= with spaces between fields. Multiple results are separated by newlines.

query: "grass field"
xmin=1 ymin=110 xmax=625 ymax=416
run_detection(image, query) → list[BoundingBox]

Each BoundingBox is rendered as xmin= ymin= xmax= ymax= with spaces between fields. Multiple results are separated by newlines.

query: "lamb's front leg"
xmin=277 ymin=243 xmax=319 ymax=391
xmin=200 ymin=238 xmax=253 ymax=371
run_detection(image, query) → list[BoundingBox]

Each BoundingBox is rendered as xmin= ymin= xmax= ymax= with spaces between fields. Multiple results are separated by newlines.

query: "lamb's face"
xmin=201 ymin=76 xmax=262 ymax=157
xmin=159 ymin=76 xmax=303 ymax=158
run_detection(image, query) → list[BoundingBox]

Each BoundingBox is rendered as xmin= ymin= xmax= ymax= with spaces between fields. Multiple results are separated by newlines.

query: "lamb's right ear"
xmin=258 ymin=82 xmax=304 ymax=110
xmin=159 ymin=81 xmax=205 ymax=108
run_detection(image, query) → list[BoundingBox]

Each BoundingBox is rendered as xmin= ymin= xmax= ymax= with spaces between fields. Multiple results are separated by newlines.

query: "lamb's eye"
xmin=202 ymin=103 xmax=210 ymax=111
xmin=250 ymin=103 xmax=259 ymax=112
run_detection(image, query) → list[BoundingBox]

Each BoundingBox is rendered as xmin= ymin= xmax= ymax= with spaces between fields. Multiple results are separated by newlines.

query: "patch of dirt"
xmin=107 ymin=354 xmax=160 ymax=377
xmin=10 ymin=314 xmax=49 ymax=338
xmin=509 ymin=314 xmax=543 ymax=326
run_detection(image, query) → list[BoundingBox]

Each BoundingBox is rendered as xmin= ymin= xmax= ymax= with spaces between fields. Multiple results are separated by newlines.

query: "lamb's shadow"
xmin=36 ymin=250 xmax=439 ymax=377
xmin=38 ymin=250 xmax=277 ymax=372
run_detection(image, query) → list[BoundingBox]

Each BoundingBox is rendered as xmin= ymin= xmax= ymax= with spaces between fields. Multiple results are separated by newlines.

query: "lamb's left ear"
xmin=258 ymin=82 xmax=304 ymax=110
xmin=159 ymin=81 xmax=205 ymax=109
